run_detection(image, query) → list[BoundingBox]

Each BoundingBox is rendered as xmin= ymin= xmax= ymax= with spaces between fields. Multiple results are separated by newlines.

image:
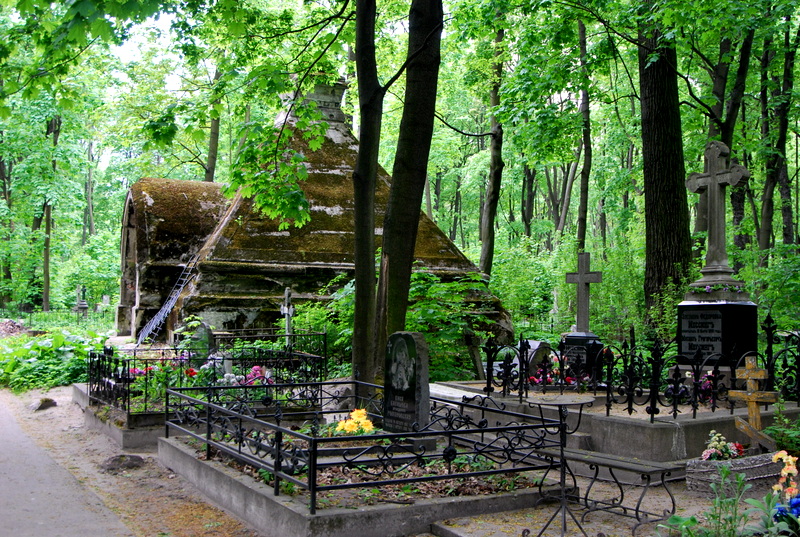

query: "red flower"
xmin=185 ymin=368 xmax=198 ymax=377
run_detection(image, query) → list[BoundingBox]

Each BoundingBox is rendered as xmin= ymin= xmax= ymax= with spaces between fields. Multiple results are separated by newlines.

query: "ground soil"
xmin=2 ymin=385 xmax=740 ymax=537
xmin=1 ymin=386 xmax=262 ymax=537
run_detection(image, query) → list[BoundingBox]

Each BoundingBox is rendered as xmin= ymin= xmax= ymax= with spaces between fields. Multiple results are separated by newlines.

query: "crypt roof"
xmin=126 ymin=124 xmax=477 ymax=277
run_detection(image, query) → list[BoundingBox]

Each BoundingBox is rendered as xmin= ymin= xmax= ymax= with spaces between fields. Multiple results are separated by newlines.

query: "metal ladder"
xmin=136 ymin=258 xmax=198 ymax=346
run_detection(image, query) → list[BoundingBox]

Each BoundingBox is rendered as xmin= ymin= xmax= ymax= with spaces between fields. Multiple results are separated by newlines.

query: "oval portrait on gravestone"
xmin=390 ymin=337 xmax=414 ymax=392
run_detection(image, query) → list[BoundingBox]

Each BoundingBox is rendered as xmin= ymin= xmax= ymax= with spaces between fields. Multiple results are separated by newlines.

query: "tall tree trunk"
xmin=705 ymin=30 xmax=755 ymax=262
xmin=521 ymin=164 xmax=535 ymax=237
xmin=479 ymin=26 xmax=505 ymax=275
xmin=82 ymin=142 xmax=95 ymax=245
xmin=757 ymin=23 xmax=799 ymax=251
xmin=204 ymin=68 xmax=223 ymax=182
xmin=42 ymin=202 xmax=51 ymax=311
xmin=0 ymin=152 xmax=12 ymax=307
xmin=351 ymin=0 xmax=386 ymax=387
xmin=638 ymin=20 xmax=692 ymax=309
xmin=42 ymin=115 xmax=61 ymax=312
xmin=374 ymin=0 xmax=443 ymax=369
xmin=576 ymin=20 xmax=592 ymax=253
xmin=450 ymin=176 xmax=462 ymax=241
xmin=758 ymin=41 xmax=775 ymax=252
xmin=776 ymin=25 xmax=799 ymax=245
xmin=556 ymin=153 xmax=580 ymax=234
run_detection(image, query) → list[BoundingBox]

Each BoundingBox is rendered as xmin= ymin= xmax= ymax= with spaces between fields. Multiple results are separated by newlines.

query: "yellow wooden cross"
xmin=728 ymin=354 xmax=778 ymax=450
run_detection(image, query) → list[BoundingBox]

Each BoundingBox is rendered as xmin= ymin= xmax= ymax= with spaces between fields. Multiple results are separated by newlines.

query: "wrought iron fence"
xmin=88 ymin=331 xmax=328 ymax=421
xmin=483 ymin=315 xmax=800 ymax=422
xmin=165 ymin=381 xmax=561 ymax=514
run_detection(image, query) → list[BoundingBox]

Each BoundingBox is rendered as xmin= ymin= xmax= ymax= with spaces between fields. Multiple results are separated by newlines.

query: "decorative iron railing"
xmin=87 ymin=331 xmax=328 ymax=421
xmin=483 ymin=315 xmax=800 ymax=422
xmin=165 ymin=381 xmax=561 ymax=514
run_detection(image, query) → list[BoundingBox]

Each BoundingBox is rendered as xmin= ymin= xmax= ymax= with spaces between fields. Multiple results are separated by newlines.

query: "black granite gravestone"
xmin=383 ymin=332 xmax=430 ymax=433
xmin=677 ymin=301 xmax=757 ymax=364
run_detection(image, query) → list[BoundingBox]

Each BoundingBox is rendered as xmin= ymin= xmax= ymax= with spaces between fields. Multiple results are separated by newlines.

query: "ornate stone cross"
xmin=686 ymin=141 xmax=750 ymax=283
xmin=566 ymin=252 xmax=601 ymax=333
xmin=729 ymin=354 xmax=778 ymax=450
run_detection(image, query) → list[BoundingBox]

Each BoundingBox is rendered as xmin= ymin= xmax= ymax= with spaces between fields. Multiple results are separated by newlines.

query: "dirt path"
xmin=1 ymin=386 xmax=263 ymax=537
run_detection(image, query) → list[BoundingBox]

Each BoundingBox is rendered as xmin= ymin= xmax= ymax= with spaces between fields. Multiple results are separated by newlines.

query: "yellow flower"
xmin=336 ymin=420 xmax=347 ymax=432
xmin=351 ymin=409 xmax=368 ymax=421
xmin=774 ymin=450 xmax=789 ymax=463
xmin=342 ymin=420 xmax=360 ymax=433
xmin=360 ymin=419 xmax=374 ymax=433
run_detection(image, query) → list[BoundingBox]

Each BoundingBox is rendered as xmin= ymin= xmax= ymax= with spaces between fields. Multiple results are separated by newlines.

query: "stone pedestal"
xmin=677 ymin=299 xmax=757 ymax=364
xmin=561 ymin=332 xmax=604 ymax=377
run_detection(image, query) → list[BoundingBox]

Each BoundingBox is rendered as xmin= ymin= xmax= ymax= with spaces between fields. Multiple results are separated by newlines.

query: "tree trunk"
xmin=759 ymin=25 xmax=799 ymax=250
xmin=449 ymin=176 xmax=461 ymax=241
xmin=576 ymin=20 xmax=592 ymax=253
xmin=351 ymin=0 xmax=386 ymax=388
xmin=82 ymin=142 xmax=95 ymax=245
xmin=42 ymin=115 xmax=61 ymax=312
xmin=42 ymin=202 xmax=51 ymax=311
xmin=479 ymin=26 xmax=505 ymax=275
xmin=204 ymin=68 xmax=223 ymax=182
xmin=638 ymin=22 xmax=692 ymax=308
xmin=556 ymin=154 xmax=580 ymax=234
xmin=521 ymin=164 xmax=535 ymax=237
xmin=374 ymin=0 xmax=443 ymax=369
xmin=0 ymin=153 xmax=12 ymax=307
xmin=706 ymin=30 xmax=755 ymax=261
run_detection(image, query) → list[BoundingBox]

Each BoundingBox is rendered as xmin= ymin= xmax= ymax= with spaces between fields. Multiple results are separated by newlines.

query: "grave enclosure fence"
xmin=164 ymin=381 xmax=562 ymax=514
xmin=483 ymin=315 xmax=800 ymax=423
xmin=87 ymin=330 xmax=328 ymax=424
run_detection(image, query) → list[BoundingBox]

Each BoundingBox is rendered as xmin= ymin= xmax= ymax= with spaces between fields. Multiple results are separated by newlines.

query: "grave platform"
xmin=158 ymin=435 xmax=554 ymax=537
xmin=431 ymin=382 xmax=800 ymax=464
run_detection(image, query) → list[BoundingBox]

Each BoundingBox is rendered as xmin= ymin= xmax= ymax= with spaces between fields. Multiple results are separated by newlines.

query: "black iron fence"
xmin=483 ymin=315 xmax=800 ymax=422
xmin=165 ymin=380 xmax=561 ymax=514
xmin=88 ymin=331 xmax=328 ymax=421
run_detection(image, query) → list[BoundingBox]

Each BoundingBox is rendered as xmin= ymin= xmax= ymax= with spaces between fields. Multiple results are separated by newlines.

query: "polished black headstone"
xmin=677 ymin=301 xmax=757 ymax=365
xmin=383 ymin=332 xmax=430 ymax=433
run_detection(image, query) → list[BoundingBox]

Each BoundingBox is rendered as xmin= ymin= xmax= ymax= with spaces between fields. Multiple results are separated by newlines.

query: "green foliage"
xmin=657 ymin=465 xmax=750 ymax=536
xmin=764 ymin=401 xmax=800 ymax=455
xmin=0 ymin=331 xmax=104 ymax=392
xmin=291 ymin=271 xmax=491 ymax=382
xmin=744 ymin=491 xmax=800 ymax=536
xmin=405 ymin=272 xmax=491 ymax=381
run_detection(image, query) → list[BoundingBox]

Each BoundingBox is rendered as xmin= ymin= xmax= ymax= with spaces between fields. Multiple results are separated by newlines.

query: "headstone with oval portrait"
xmin=383 ymin=332 xmax=430 ymax=433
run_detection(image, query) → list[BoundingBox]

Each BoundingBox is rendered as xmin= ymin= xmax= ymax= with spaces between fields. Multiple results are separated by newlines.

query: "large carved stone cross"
xmin=729 ymin=355 xmax=778 ymax=450
xmin=566 ymin=252 xmax=601 ymax=333
xmin=686 ymin=141 xmax=750 ymax=276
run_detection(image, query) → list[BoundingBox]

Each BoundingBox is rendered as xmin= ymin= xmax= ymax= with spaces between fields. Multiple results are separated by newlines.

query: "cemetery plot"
xmin=165 ymin=381 xmax=561 ymax=514
xmin=87 ymin=330 xmax=327 ymax=423
xmin=480 ymin=323 xmax=800 ymax=423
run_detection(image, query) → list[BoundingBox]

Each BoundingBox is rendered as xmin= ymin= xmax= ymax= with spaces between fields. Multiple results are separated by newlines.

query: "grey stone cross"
xmin=566 ymin=252 xmax=601 ymax=333
xmin=686 ymin=141 xmax=750 ymax=274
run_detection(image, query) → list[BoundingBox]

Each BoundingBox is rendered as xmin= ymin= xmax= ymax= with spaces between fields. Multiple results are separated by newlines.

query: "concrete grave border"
xmin=158 ymin=436 xmax=552 ymax=537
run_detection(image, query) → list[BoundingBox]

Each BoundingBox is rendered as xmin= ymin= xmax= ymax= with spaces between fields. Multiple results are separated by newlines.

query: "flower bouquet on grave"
xmin=701 ymin=430 xmax=746 ymax=461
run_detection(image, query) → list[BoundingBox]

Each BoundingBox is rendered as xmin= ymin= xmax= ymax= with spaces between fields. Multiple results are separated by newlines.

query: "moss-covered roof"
xmin=129 ymin=124 xmax=477 ymax=276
